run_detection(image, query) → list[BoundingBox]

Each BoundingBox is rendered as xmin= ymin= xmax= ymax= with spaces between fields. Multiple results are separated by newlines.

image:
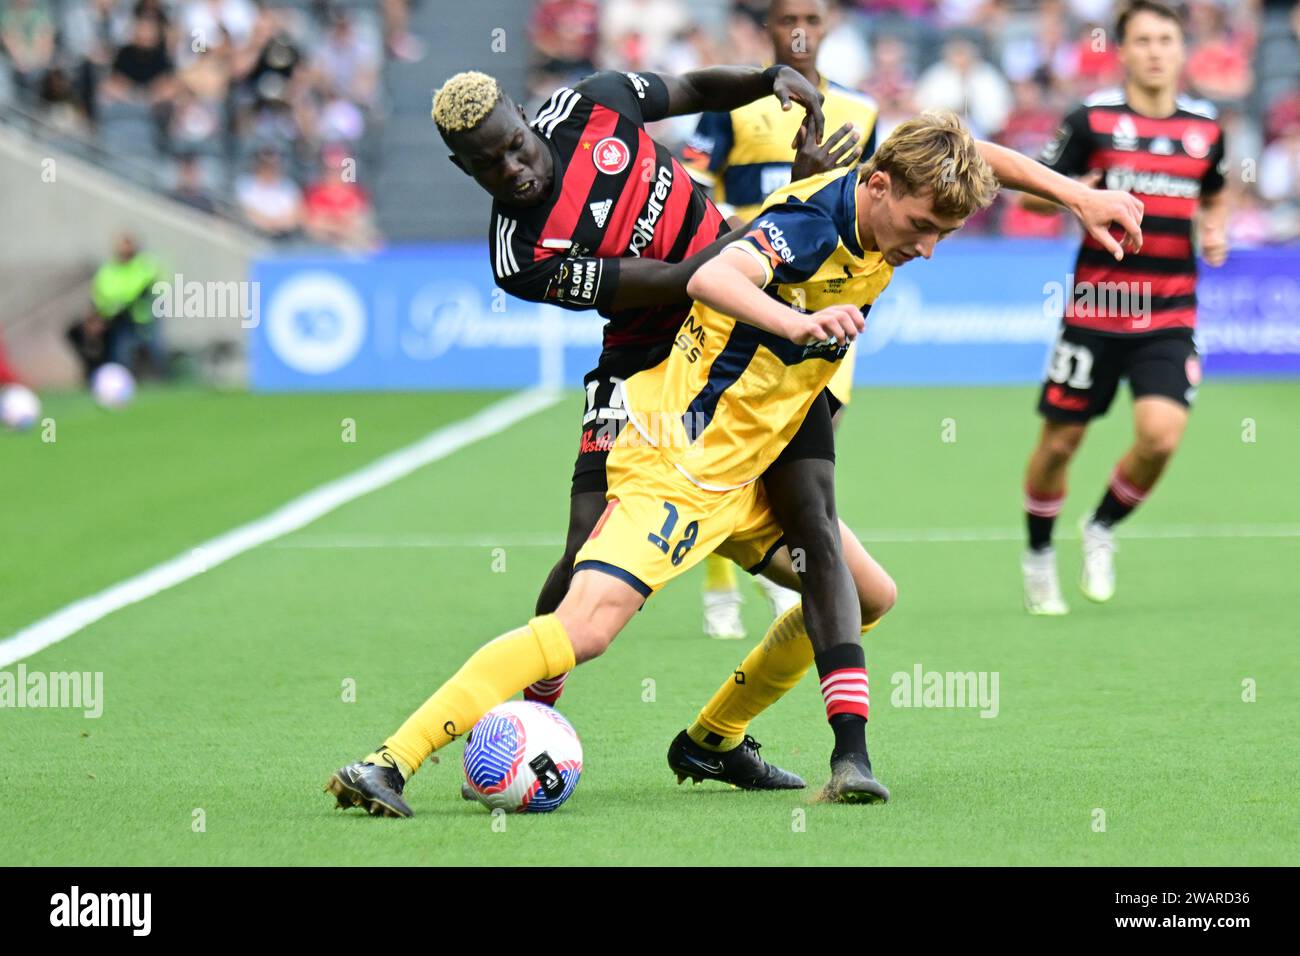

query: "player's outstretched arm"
xmin=686 ymin=247 xmax=863 ymax=345
xmin=976 ymin=140 xmax=1145 ymax=260
xmin=661 ymin=67 xmax=825 ymax=147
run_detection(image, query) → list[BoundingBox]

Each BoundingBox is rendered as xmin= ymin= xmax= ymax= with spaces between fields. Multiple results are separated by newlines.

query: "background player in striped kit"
xmin=684 ymin=0 xmax=881 ymax=640
xmin=1017 ymin=0 xmax=1229 ymax=614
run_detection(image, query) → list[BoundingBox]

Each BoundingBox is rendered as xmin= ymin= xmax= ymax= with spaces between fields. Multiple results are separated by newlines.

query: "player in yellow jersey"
xmin=684 ymin=0 xmax=880 ymax=639
xmin=326 ymin=111 xmax=1146 ymax=811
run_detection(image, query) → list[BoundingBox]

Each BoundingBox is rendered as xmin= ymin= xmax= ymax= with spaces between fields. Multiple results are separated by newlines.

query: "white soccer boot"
xmin=1022 ymin=547 xmax=1069 ymax=615
xmin=1079 ymin=518 xmax=1117 ymax=603
xmin=703 ymin=588 xmax=746 ymax=640
xmin=755 ymin=574 xmax=801 ymax=619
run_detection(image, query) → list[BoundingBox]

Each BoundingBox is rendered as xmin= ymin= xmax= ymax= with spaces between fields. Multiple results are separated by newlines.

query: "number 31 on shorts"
xmin=1047 ymin=334 xmax=1095 ymax=390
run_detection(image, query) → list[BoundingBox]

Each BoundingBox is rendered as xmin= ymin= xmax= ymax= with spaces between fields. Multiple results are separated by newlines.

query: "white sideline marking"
xmin=0 ymin=389 xmax=562 ymax=668
xmin=273 ymin=524 xmax=1300 ymax=550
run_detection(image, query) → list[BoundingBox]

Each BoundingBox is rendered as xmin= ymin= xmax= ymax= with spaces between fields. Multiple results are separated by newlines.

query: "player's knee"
xmin=861 ymin=570 xmax=898 ymax=624
xmin=1042 ymin=426 xmax=1085 ymax=464
xmin=566 ymin=624 xmax=615 ymax=664
xmin=784 ymin=504 xmax=841 ymax=570
xmin=1136 ymin=429 xmax=1180 ymax=463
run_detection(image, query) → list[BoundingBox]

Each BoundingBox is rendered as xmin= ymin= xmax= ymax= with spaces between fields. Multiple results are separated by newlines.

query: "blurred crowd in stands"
xmin=5 ymin=1 xmax=1299 ymax=246
xmin=0 ymin=0 xmax=420 ymax=248
xmin=525 ymin=0 xmax=1300 ymax=243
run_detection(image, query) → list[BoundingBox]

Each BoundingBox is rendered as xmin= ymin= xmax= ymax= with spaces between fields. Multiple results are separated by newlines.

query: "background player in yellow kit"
xmin=684 ymin=0 xmax=881 ymax=639
xmin=325 ymin=111 xmax=1144 ymax=811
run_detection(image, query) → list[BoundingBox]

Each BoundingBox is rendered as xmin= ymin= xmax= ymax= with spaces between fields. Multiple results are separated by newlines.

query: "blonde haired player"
xmin=684 ymin=0 xmax=881 ymax=639
xmin=326 ymin=112 xmax=1145 ymax=811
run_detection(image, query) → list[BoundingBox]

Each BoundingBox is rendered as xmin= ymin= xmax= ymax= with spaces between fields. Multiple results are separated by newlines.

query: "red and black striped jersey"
xmin=489 ymin=71 xmax=727 ymax=350
xmin=1039 ymin=88 xmax=1227 ymax=334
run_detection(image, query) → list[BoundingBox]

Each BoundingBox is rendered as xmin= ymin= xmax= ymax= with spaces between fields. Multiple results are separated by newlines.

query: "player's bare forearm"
xmin=686 ymin=249 xmax=796 ymax=338
xmin=977 ymin=141 xmax=1074 ymax=207
xmin=1018 ymin=193 xmax=1062 ymax=214
xmin=977 ymin=141 xmax=1144 ymax=260
xmin=608 ymin=226 xmax=747 ymax=311
xmin=686 ymin=248 xmax=864 ymax=345
xmin=1198 ymin=189 xmax=1230 ymax=266
xmin=1199 ymin=188 xmax=1229 ymax=232
xmin=661 ymin=67 xmax=824 ymax=144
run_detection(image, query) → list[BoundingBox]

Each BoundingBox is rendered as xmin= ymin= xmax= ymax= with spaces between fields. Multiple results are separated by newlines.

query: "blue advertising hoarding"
xmin=250 ymin=241 xmax=1300 ymax=391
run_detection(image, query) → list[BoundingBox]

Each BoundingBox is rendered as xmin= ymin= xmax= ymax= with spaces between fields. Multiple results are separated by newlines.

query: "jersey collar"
xmin=843 ymin=172 xmax=866 ymax=259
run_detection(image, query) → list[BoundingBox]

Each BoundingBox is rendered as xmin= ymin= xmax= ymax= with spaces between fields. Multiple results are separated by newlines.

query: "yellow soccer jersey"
xmin=683 ymin=76 xmax=878 ymax=223
xmin=622 ymin=166 xmax=892 ymax=492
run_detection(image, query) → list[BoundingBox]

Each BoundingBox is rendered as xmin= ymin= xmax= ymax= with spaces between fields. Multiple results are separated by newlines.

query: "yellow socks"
xmin=381 ymin=614 xmax=575 ymax=777
xmin=690 ymin=604 xmax=814 ymax=751
xmin=703 ymin=553 xmax=738 ymax=592
xmin=688 ymin=608 xmax=884 ymax=752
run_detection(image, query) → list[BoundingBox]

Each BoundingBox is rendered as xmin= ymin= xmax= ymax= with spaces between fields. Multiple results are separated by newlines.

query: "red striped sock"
xmin=524 ymin=672 xmax=568 ymax=707
xmin=1108 ymin=466 xmax=1150 ymax=508
xmin=1024 ymin=484 xmax=1065 ymax=518
xmin=820 ymin=667 xmax=870 ymax=721
xmin=1025 ymin=484 xmax=1065 ymax=551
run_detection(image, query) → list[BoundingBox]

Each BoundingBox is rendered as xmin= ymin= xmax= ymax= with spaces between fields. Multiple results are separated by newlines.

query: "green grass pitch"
xmin=1 ymin=382 xmax=1296 ymax=866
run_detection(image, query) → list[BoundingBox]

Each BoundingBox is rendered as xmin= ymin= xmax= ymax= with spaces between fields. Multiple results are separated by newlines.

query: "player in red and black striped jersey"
xmin=487 ymin=73 xmax=727 ymax=350
xmin=1018 ymin=0 xmax=1231 ymax=614
xmin=429 ymin=67 xmax=906 ymax=776
xmin=431 ymin=64 xmax=869 ymax=611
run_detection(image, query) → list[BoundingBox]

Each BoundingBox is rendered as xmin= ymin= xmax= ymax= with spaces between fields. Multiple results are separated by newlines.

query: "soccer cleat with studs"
xmin=325 ymin=750 xmax=413 ymax=818
xmin=821 ymin=751 xmax=890 ymax=804
xmin=667 ymin=730 xmax=805 ymax=790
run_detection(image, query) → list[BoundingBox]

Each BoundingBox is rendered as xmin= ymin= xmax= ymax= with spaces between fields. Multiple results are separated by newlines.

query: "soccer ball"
xmin=462 ymin=701 xmax=583 ymax=813
xmin=0 ymin=384 xmax=40 ymax=431
xmin=92 ymin=363 xmax=135 ymax=409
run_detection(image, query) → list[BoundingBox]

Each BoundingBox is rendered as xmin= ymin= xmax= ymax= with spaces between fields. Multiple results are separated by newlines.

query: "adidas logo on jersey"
xmin=589 ymin=199 xmax=612 ymax=228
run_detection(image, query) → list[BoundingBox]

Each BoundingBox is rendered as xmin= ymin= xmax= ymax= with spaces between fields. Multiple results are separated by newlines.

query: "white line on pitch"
xmin=0 ymin=389 xmax=562 ymax=668
xmin=272 ymin=523 xmax=1300 ymax=550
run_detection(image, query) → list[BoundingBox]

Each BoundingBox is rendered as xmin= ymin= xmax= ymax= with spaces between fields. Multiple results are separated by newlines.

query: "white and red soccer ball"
xmin=462 ymin=701 xmax=583 ymax=813
xmin=92 ymin=363 xmax=135 ymax=409
xmin=0 ymin=384 xmax=40 ymax=431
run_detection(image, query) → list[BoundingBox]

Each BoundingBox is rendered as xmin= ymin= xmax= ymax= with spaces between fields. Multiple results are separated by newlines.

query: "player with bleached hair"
xmin=327 ymin=110 xmax=1145 ymax=813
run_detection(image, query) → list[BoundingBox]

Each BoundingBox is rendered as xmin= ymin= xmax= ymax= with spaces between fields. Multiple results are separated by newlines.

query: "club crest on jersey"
xmin=1181 ymin=129 xmax=1210 ymax=159
xmin=593 ymin=137 xmax=631 ymax=175
xmin=589 ymin=199 xmax=612 ymax=228
xmin=1111 ymin=114 xmax=1139 ymax=151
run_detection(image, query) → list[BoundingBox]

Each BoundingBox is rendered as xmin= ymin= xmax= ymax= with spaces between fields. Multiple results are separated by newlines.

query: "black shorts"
xmin=571 ymin=349 xmax=839 ymax=495
xmin=571 ymin=344 xmax=670 ymax=495
xmin=771 ymin=388 xmax=838 ymax=468
xmin=1037 ymin=325 xmax=1201 ymax=424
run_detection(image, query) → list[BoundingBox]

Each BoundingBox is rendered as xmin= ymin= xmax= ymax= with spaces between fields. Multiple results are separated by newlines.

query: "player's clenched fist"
xmin=784 ymin=304 xmax=864 ymax=346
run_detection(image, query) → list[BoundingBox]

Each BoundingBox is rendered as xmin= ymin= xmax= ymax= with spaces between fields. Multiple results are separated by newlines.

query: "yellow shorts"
xmin=827 ymin=338 xmax=856 ymax=406
xmin=572 ymin=433 xmax=785 ymax=596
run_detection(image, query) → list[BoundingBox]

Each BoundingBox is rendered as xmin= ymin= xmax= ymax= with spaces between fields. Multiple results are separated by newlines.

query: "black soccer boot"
xmin=667 ymin=730 xmax=805 ymax=790
xmin=821 ymin=751 xmax=889 ymax=804
xmin=325 ymin=749 xmax=413 ymax=818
